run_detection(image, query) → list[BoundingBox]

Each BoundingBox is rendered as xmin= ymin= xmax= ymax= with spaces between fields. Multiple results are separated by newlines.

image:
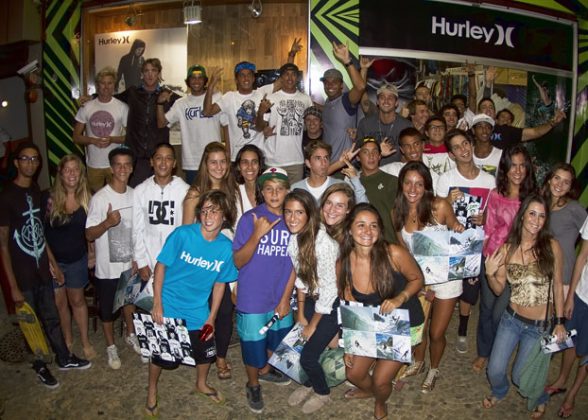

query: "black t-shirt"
xmin=0 ymin=182 xmax=51 ymax=290
xmin=42 ymin=191 xmax=88 ymax=263
xmin=491 ymin=125 xmax=523 ymax=150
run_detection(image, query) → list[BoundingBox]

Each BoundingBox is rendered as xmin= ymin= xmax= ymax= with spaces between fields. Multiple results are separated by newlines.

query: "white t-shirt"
xmin=86 ymin=184 xmax=134 ymax=279
xmin=474 ymin=147 xmax=503 ymax=177
xmin=436 ymin=167 xmax=496 ymax=210
xmin=262 ymin=90 xmax=313 ymax=166
xmin=165 ymin=92 xmax=225 ymax=170
xmin=216 ymin=84 xmax=274 ymax=161
xmin=576 ymin=217 xmax=588 ymax=305
xmin=75 ymin=97 xmax=128 ymax=169
xmin=423 ymin=152 xmax=455 ymax=176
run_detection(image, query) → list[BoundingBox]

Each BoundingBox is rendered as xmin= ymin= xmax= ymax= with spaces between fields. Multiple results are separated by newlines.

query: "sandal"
xmin=531 ymin=404 xmax=546 ymax=419
xmin=195 ymin=388 xmax=225 ymax=404
xmin=558 ymin=403 xmax=574 ymax=418
xmin=398 ymin=360 xmax=425 ymax=380
xmin=144 ymin=401 xmax=159 ymax=418
xmin=482 ymin=395 xmax=502 ymax=409
xmin=216 ymin=361 xmax=232 ymax=380
xmin=545 ymin=386 xmax=567 ymax=396
xmin=472 ymin=357 xmax=487 ymax=374
xmin=344 ymin=388 xmax=372 ymax=400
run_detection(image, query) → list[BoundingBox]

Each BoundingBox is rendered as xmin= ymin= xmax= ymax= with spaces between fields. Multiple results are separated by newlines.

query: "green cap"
xmin=186 ymin=65 xmax=207 ymax=79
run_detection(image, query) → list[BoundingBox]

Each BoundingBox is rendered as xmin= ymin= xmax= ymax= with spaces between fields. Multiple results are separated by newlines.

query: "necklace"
xmin=378 ymin=118 xmax=394 ymax=142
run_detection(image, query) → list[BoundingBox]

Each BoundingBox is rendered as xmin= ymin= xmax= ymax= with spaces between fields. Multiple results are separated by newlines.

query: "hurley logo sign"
xmin=431 ymin=16 xmax=515 ymax=48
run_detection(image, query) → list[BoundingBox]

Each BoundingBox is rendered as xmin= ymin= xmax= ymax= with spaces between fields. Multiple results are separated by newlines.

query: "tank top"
xmin=507 ymin=261 xmax=550 ymax=307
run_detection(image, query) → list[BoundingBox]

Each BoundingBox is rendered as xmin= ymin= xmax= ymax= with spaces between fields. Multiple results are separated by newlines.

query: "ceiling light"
xmin=184 ymin=1 xmax=202 ymax=25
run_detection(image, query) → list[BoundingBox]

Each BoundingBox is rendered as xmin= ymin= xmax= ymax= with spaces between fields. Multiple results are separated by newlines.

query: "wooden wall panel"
xmin=82 ymin=1 xmax=308 ymax=93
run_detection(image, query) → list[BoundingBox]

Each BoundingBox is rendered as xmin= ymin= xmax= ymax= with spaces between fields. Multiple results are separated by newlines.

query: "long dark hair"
xmin=234 ymin=144 xmax=265 ymax=206
xmin=495 ymin=145 xmax=536 ymax=200
xmin=319 ymin=183 xmax=356 ymax=243
xmin=392 ymin=161 xmax=435 ymax=232
xmin=504 ymin=194 xmax=554 ymax=280
xmin=338 ymin=203 xmax=397 ymax=300
xmin=284 ymin=190 xmax=321 ymax=295
xmin=541 ymin=162 xmax=580 ymax=208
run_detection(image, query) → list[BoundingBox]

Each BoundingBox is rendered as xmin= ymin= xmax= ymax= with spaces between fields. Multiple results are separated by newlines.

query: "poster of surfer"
xmin=132 ymin=313 xmax=195 ymax=366
xmin=338 ymin=301 xmax=411 ymax=363
xmin=268 ymin=323 xmax=309 ymax=384
xmin=413 ymin=227 xmax=484 ymax=285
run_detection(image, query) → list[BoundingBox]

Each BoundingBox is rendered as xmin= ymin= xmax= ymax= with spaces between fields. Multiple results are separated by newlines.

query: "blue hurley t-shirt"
xmin=233 ymin=204 xmax=293 ymax=314
xmin=157 ymin=223 xmax=238 ymax=330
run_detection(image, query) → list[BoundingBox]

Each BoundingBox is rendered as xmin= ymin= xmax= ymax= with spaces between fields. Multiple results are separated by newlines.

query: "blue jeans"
xmin=476 ymin=258 xmax=511 ymax=358
xmin=487 ymin=309 xmax=548 ymax=406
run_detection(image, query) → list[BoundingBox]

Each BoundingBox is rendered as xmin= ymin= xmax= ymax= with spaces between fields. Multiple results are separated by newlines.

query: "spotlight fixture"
xmin=184 ymin=0 xmax=202 ymax=25
xmin=248 ymin=0 xmax=262 ymax=18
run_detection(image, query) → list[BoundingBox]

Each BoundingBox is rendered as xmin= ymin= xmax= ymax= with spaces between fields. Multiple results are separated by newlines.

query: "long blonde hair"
xmin=49 ymin=154 xmax=91 ymax=226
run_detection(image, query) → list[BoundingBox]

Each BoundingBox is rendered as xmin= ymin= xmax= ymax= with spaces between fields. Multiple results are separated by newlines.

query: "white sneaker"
xmin=288 ymin=386 xmax=313 ymax=406
xmin=456 ymin=336 xmax=468 ymax=354
xmin=125 ymin=333 xmax=142 ymax=355
xmin=107 ymin=345 xmax=121 ymax=370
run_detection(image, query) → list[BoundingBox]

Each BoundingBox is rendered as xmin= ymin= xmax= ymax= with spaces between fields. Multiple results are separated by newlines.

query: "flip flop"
xmin=344 ymin=388 xmax=372 ymax=400
xmin=545 ymin=386 xmax=567 ymax=396
xmin=472 ymin=357 xmax=487 ymax=374
xmin=216 ymin=362 xmax=232 ymax=380
xmin=558 ymin=403 xmax=574 ymax=418
xmin=195 ymin=388 xmax=225 ymax=404
xmin=144 ymin=401 xmax=159 ymax=419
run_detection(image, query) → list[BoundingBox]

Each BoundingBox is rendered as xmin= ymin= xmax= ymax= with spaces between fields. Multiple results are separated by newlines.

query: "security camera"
xmin=17 ymin=60 xmax=39 ymax=76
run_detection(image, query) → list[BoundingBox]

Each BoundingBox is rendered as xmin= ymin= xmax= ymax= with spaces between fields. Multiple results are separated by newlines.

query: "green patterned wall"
xmin=43 ymin=0 xmax=82 ymax=178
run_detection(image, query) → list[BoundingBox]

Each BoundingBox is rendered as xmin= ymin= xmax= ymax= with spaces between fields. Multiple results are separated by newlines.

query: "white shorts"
xmin=431 ymin=280 xmax=463 ymax=300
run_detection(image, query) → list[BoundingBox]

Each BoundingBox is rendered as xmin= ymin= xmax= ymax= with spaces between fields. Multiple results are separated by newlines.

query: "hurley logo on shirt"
xmin=180 ymin=251 xmax=224 ymax=272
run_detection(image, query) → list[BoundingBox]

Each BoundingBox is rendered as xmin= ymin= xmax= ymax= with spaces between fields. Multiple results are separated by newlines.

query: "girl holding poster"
xmin=391 ymin=161 xmax=464 ymax=393
xmin=283 ymin=189 xmax=339 ymax=414
xmin=338 ymin=203 xmax=423 ymax=420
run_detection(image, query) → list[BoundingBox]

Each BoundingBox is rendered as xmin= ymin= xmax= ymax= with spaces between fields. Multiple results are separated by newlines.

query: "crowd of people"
xmin=0 ymin=39 xmax=586 ymax=420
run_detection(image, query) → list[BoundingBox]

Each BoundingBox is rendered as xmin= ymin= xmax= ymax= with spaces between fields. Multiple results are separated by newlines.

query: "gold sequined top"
xmin=506 ymin=262 xmax=550 ymax=307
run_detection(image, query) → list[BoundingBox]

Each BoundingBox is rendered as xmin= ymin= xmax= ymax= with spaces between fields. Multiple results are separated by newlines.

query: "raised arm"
xmin=485 ymin=245 xmax=507 ymax=296
xmin=203 ymin=68 xmax=223 ymax=117
xmin=332 ymin=41 xmax=365 ymax=105
xmin=521 ymin=110 xmax=565 ymax=142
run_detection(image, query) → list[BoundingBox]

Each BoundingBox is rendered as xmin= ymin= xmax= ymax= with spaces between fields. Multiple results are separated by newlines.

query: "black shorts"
xmin=94 ymin=277 xmax=120 ymax=322
xmin=459 ymin=276 xmax=480 ymax=305
xmin=151 ymin=329 xmax=217 ymax=369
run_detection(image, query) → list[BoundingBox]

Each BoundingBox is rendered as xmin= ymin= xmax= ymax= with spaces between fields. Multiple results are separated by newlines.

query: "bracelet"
xmin=549 ymin=118 xmax=556 ymax=127
xmin=345 ymin=60 xmax=353 ymax=67
xmin=157 ymin=102 xmax=166 ymax=106
xmin=554 ymin=317 xmax=565 ymax=325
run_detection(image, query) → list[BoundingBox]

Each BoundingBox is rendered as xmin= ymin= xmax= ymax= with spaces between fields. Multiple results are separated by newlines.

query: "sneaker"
xmin=58 ymin=354 xmax=92 ymax=370
xmin=246 ymin=383 xmax=264 ymax=413
xmin=125 ymin=333 xmax=142 ymax=355
xmin=259 ymin=368 xmax=291 ymax=386
xmin=35 ymin=365 xmax=59 ymax=389
xmin=398 ymin=360 xmax=425 ymax=380
xmin=301 ymin=393 xmax=330 ymax=414
xmin=107 ymin=344 xmax=121 ymax=370
xmin=421 ymin=368 xmax=439 ymax=393
xmin=456 ymin=336 xmax=468 ymax=354
xmin=288 ymin=386 xmax=313 ymax=406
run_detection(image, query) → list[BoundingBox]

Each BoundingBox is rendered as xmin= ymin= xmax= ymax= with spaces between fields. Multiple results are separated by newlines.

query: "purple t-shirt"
xmin=233 ymin=204 xmax=293 ymax=313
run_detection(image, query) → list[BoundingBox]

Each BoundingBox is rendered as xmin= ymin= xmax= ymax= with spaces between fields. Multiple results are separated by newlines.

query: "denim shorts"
xmin=566 ymin=293 xmax=588 ymax=357
xmin=53 ymin=254 xmax=89 ymax=290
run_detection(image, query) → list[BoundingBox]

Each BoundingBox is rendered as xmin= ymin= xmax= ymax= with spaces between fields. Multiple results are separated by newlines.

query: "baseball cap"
xmin=258 ymin=167 xmax=289 ymax=186
xmin=234 ymin=61 xmax=256 ymax=75
xmin=279 ymin=63 xmax=299 ymax=75
xmin=376 ymin=83 xmax=399 ymax=98
xmin=357 ymin=136 xmax=380 ymax=152
xmin=471 ymin=113 xmax=495 ymax=128
xmin=303 ymin=106 xmax=322 ymax=120
xmin=186 ymin=65 xmax=207 ymax=79
xmin=320 ymin=68 xmax=343 ymax=82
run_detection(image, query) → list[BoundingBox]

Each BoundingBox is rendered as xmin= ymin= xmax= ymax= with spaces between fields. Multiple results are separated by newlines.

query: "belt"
xmin=506 ymin=306 xmax=546 ymax=328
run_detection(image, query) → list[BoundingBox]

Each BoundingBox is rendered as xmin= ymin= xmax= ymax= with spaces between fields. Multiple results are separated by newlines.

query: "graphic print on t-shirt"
xmin=14 ymin=194 xmax=45 ymax=267
xmin=148 ymin=200 xmax=176 ymax=225
xmin=257 ymin=228 xmax=289 ymax=257
xmin=108 ymin=218 xmax=132 ymax=263
xmin=276 ymin=99 xmax=305 ymax=136
xmin=89 ymin=110 xmax=115 ymax=138
xmin=236 ymin=99 xmax=256 ymax=139
xmin=185 ymin=106 xmax=210 ymax=120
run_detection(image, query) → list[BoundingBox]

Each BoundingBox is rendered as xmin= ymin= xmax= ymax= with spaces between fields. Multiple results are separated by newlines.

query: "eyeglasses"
xmin=17 ymin=155 xmax=41 ymax=163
